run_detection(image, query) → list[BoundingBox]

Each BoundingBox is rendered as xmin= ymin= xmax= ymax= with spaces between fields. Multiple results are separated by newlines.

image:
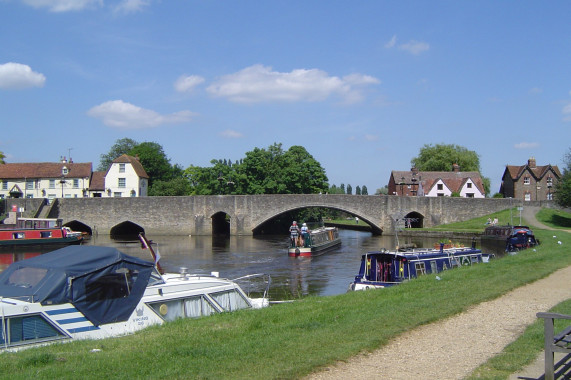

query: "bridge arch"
xmin=212 ymin=211 xmax=230 ymax=235
xmin=63 ymin=220 xmax=93 ymax=235
xmin=252 ymin=204 xmax=383 ymax=235
xmin=404 ymin=211 xmax=424 ymax=228
xmin=110 ymin=221 xmax=144 ymax=236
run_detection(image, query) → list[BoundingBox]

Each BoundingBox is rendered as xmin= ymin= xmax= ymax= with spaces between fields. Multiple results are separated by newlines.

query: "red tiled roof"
xmin=391 ymin=170 xmax=485 ymax=195
xmin=89 ymin=171 xmax=106 ymax=191
xmin=0 ymin=162 xmax=93 ymax=179
xmin=110 ymin=154 xmax=149 ymax=178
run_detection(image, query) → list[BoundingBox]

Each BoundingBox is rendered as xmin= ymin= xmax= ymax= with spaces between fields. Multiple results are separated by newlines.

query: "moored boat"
xmin=506 ymin=225 xmax=539 ymax=252
xmin=288 ymin=226 xmax=341 ymax=257
xmin=0 ymin=235 xmax=270 ymax=351
xmin=0 ymin=217 xmax=83 ymax=248
xmin=349 ymin=244 xmax=492 ymax=291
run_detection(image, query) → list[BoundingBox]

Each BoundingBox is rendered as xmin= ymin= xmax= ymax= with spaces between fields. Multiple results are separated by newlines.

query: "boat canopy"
xmin=0 ymin=246 xmax=155 ymax=326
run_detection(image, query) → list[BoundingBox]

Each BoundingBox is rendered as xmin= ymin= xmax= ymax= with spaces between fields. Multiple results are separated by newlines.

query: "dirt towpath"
xmin=306 ymin=265 xmax=571 ymax=380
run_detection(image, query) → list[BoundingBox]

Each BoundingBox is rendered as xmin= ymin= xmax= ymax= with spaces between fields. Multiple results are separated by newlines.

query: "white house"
xmin=98 ymin=154 xmax=149 ymax=197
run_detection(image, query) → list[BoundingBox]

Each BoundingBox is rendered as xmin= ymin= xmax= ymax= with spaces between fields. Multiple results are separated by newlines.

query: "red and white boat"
xmin=288 ymin=226 xmax=341 ymax=257
xmin=0 ymin=217 xmax=83 ymax=248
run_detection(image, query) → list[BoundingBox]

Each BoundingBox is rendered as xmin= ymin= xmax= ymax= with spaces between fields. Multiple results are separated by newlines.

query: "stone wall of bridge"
xmin=48 ymin=195 xmax=555 ymax=236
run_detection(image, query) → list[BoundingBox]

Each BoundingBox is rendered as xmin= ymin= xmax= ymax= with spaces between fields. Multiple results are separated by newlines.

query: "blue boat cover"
xmin=0 ymin=245 xmax=155 ymax=326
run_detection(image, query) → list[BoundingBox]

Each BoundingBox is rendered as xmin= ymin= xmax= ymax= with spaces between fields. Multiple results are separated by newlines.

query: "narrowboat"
xmin=349 ymin=244 xmax=492 ymax=291
xmin=506 ymin=226 xmax=538 ymax=252
xmin=0 ymin=236 xmax=270 ymax=351
xmin=288 ymin=226 xmax=341 ymax=257
xmin=0 ymin=217 xmax=83 ymax=248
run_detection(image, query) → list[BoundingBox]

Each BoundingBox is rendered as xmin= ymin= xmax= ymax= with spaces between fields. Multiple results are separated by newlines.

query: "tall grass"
xmin=0 ymin=209 xmax=569 ymax=379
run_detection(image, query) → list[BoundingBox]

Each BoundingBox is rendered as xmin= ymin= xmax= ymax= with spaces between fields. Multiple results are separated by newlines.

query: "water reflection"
xmin=0 ymin=231 xmax=507 ymax=300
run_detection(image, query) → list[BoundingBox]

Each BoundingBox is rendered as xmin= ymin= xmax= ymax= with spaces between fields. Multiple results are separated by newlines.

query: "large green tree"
xmin=129 ymin=142 xmax=177 ymax=188
xmin=555 ymin=148 xmax=571 ymax=208
xmin=0 ymin=151 xmax=5 ymax=164
xmin=97 ymin=138 xmax=138 ymax=171
xmin=411 ymin=143 xmax=491 ymax=196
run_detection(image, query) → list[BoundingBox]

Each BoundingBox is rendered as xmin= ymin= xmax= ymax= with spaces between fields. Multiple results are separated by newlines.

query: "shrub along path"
xmin=307 ymin=264 xmax=571 ymax=380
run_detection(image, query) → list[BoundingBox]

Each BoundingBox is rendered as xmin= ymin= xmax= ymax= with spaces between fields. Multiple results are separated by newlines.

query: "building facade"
xmin=500 ymin=157 xmax=560 ymax=201
xmin=0 ymin=155 xmax=148 ymax=200
xmin=388 ymin=165 xmax=486 ymax=198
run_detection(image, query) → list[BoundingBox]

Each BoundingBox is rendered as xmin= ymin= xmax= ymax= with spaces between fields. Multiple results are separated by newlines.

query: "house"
xmin=388 ymin=164 xmax=486 ymax=198
xmin=97 ymin=154 xmax=149 ymax=198
xmin=499 ymin=157 xmax=560 ymax=201
xmin=0 ymin=155 xmax=148 ymax=199
xmin=0 ymin=158 xmax=92 ymax=199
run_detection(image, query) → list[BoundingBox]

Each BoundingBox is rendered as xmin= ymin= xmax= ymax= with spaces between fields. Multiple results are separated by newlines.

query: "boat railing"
xmin=232 ymin=273 xmax=271 ymax=300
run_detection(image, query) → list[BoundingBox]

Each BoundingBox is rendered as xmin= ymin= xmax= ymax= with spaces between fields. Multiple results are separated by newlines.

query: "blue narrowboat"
xmin=349 ymin=244 xmax=492 ymax=291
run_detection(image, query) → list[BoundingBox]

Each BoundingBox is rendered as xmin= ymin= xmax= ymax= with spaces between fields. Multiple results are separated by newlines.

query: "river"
xmin=0 ymin=230 xmax=506 ymax=300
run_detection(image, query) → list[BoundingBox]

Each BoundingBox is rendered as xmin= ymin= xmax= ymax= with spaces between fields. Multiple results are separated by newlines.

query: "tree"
xmin=129 ymin=142 xmax=177 ymax=190
xmin=411 ymin=143 xmax=491 ymax=196
xmin=0 ymin=151 xmax=5 ymax=164
xmin=346 ymin=184 xmax=352 ymax=195
xmin=98 ymin=138 xmax=138 ymax=171
xmin=148 ymin=178 xmax=192 ymax=196
xmin=355 ymin=186 xmax=361 ymax=195
xmin=362 ymin=185 xmax=368 ymax=195
xmin=555 ymin=148 xmax=571 ymax=208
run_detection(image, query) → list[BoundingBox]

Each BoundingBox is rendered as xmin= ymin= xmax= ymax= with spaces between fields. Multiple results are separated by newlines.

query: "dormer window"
xmin=62 ymin=166 xmax=69 ymax=176
xmin=119 ymin=163 xmax=125 ymax=173
xmin=523 ymin=177 xmax=530 ymax=185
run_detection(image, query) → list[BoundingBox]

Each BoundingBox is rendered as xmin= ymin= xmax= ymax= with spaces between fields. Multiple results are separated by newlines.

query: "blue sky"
xmin=1 ymin=1 xmax=570 ymax=194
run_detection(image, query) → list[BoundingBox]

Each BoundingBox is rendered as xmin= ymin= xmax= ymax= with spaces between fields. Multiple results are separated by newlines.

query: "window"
xmin=119 ymin=163 xmax=126 ymax=173
xmin=430 ymin=261 xmax=437 ymax=273
xmin=0 ymin=315 xmax=65 ymax=346
xmin=49 ymin=180 xmax=55 ymax=189
xmin=118 ymin=178 xmax=126 ymax=188
xmin=466 ymin=193 xmax=474 ymax=198
xmin=113 ymin=192 xmax=122 ymax=197
xmin=437 ymin=184 xmax=443 ymax=190
xmin=547 ymin=193 xmax=553 ymax=200
xmin=524 ymin=192 xmax=531 ymax=201
xmin=414 ymin=262 xmax=426 ymax=275
xmin=26 ymin=180 xmax=34 ymax=190
xmin=73 ymin=179 xmax=79 ymax=188
xmin=1 ymin=181 xmax=7 ymax=190
xmin=524 ymin=177 xmax=530 ymax=185
xmin=467 ymin=183 xmax=472 ymax=188
xmin=547 ymin=177 xmax=553 ymax=186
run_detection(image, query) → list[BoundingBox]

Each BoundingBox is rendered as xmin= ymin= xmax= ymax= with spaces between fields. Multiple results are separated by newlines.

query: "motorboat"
xmin=0 ymin=235 xmax=270 ymax=351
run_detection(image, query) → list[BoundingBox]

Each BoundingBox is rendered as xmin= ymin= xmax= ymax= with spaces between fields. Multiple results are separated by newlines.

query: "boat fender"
xmin=159 ymin=304 xmax=168 ymax=316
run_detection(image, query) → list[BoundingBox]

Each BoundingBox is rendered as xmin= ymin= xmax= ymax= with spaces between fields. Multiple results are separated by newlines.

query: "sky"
xmin=1 ymin=1 xmax=570 ymax=195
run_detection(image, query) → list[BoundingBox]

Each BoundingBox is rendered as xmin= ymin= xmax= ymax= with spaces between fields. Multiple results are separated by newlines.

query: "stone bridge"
xmin=12 ymin=194 xmax=538 ymax=236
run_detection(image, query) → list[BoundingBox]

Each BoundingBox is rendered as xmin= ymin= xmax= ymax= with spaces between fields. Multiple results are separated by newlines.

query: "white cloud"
xmin=206 ymin=64 xmax=379 ymax=104
xmin=22 ymin=0 xmax=103 ymax=12
xmin=87 ymin=100 xmax=194 ymax=129
xmin=385 ymin=35 xmax=430 ymax=55
xmin=385 ymin=35 xmax=397 ymax=48
xmin=564 ymin=93 xmax=571 ymax=122
xmin=219 ymin=129 xmax=243 ymax=139
xmin=514 ymin=142 xmax=539 ymax=149
xmin=174 ymin=75 xmax=205 ymax=93
xmin=398 ymin=40 xmax=430 ymax=55
xmin=0 ymin=62 xmax=46 ymax=89
xmin=365 ymin=134 xmax=379 ymax=141
xmin=113 ymin=0 xmax=151 ymax=14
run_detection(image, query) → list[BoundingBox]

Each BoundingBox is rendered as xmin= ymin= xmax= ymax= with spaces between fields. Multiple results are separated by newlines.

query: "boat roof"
xmin=362 ymin=247 xmax=482 ymax=260
xmin=0 ymin=245 xmax=156 ymax=326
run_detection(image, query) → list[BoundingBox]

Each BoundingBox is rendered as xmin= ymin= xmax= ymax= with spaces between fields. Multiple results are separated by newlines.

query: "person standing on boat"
xmin=301 ymin=223 xmax=309 ymax=247
xmin=289 ymin=221 xmax=301 ymax=247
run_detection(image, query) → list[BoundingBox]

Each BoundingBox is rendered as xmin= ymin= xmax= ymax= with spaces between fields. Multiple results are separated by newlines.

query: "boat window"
xmin=210 ymin=289 xmax=250 ymax=311
xmin=430 ymin=261 xmax=437 ymax=273
xmin=471 ymin=255 xmax=479 ymax=264
xmin=414 ymin=262 xmax=426 ymax=276
xmin=12 ymin=232 xmax=25 ymax=239
xmin=40 ymin=231 xmax=52 ymax=238
xmin=85 ymin=269 xmax=140 ymax=302
xmin=149 ymin=295 xmax=218 ymax=322
xmin=0 ymin=314 xmax=65 ymax=347
xmin=6 ymin=267 xmax=48 ymax=288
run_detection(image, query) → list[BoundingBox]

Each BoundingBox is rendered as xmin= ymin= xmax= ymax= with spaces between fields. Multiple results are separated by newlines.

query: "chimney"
xmin=411 ymin=167 xmax=419 ymax=175
xmin=452 ymin=163 xmax=460 ymax=172
xmin=528 ymin=157 xmax=536 ymax=168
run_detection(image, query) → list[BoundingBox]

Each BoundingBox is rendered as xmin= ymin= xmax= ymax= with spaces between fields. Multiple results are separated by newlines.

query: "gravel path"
xmin=307 ymin=208 xmax=571 ymax=380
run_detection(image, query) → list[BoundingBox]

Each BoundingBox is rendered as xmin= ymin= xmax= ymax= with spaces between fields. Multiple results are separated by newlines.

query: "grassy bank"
xmin=0 ymin=210 xmax=570 ymax=379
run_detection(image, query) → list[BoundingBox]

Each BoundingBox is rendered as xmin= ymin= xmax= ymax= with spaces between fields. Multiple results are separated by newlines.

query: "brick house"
xmin=499 ymin=157 xmax=560 ymax=201
xmin=388 ymin=164 xmax=486 ymax=198
xmin=0 ymin=155 xmax=148 ymax=199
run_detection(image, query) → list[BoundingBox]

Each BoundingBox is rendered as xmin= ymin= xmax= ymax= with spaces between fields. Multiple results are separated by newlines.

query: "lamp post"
xmin=60 ymin=166 xmax=67 ymax=198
